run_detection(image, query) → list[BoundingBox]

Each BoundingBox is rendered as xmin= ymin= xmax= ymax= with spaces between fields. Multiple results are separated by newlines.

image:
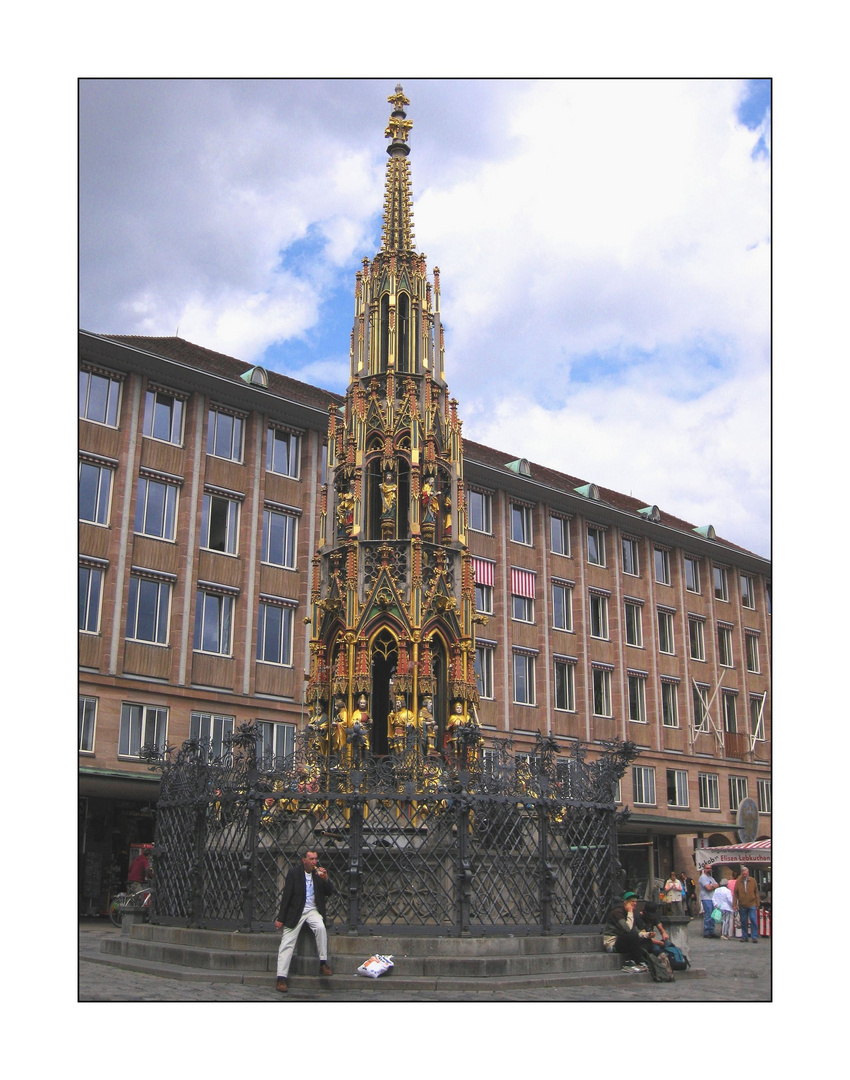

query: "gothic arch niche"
xmin=397 ymin=292 xmax=410 ymax=372
xmin=369 ymin=627 xmax=398 ymax=755
xmin=366 ymin=455 xmax=410 ymax=539
xmin=379 ymin=294 xmax=390 ymax=372
xmin=426 ymin=631 xmax=448 ymax=750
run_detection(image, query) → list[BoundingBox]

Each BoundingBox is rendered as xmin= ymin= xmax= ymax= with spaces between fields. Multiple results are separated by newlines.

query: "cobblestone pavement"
xmin=78 ymin=921 xmax=772 ymax=1002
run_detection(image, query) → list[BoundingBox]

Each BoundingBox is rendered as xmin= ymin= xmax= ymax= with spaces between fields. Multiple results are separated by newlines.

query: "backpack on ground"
xmin=663 ymin=942 xmax=691 ymax=971
xmin=646 ymin=950 xmax=675 ymax=982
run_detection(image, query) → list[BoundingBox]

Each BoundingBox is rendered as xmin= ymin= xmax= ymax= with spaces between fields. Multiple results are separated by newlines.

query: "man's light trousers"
xmin=276 ymin=908 xmax=328 ymax=977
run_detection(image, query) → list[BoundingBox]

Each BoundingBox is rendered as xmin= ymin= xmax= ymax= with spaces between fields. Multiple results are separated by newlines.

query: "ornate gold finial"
xmin=385 ymin=84 xmax=413 ymax=145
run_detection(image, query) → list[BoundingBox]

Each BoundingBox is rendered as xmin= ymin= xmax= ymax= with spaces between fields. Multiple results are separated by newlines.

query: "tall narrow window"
xmin=119 ymin=704 xmax=168 ymax=758
xmin=633 ymin=766 xmax=656 ymax=806
xmin=657 ymin=609 xmax=675 ymax=654
xmin=688 ymin=617 xmax=705 ymax=660
xmin=468 ymin=490 xmax=492 ymax=534
xmin=622 ymin=537 xmax=639 ymax=576
xmin=266 ymin=428 xmax=301 ymax=478
xmin=587 ymin=526 xmax=606 ymax=566
xmin=713 ymin=565 xmax=729 ymax=602
xmin=79 ymin=369 xmax=121 ymax=426
xmin=79 ymin=696 xmax=97 ymax=752
xmin=194 ymin=590 xmax=234 ymax=655
xmin=628 ymin=674 xmax=647 ymax=723
xmin=513 ymin=652 xmax=536 ymax=705
xmin=201 ymin=493 xmax=239 ymax=554
xmin=135 ymin=476 xmax=178 ymax=540
xmin=590 ymin=593 xmax=609 ymax=639
xmin=79 ymin=461 xmax=113 ymax=526
xmin=143 ymin=389 xmax=184 ymax=444
xmin=718 ymin=625 xmax=733 ymax=667
xmin=554 ymin=658 xmax=575 ymax=711
xmin=592 ymin=667 xmax=612 ymax=717
xmin=511 ymin=504 xmax=533 ymax=545
xmin=126 ymin=575 xmax=171 ymax=644
xmin=79 ymin=565 xmax=103 ymax=633
xmin=685 ymin=556 xmax=701 ymax=593
xmin=262 ymin=508 xmax=297 ymax=569
xmin=624 ymin=601 xmax=643 ymax=647
xmin=661 ymin=681 xmax=679 ymax=727
xmin=551 ymin=515 xmax=570 ymax=556
xmin=256 ymin=601 xmax=295 ymax=666
xmin=654 ymin=547 xmax=671 ymax=585
xmin=474 ymin=644 xmax=495 ymax=700
xmin=552 ymin=582 xmax=573 ymax=631
xmin=207 ymin=408 xmax=244 ymax=462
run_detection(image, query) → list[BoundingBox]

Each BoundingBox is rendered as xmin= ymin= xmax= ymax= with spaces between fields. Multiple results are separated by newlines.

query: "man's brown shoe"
xmin=319 ymin=962 xmax=334 ymax=976
xmin=275 ymin=977 xmax=288 ymax=993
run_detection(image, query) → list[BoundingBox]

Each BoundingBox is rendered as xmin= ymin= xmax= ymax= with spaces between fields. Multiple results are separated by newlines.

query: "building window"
xmin=512 ymin=594 xmax=534 ymax=622
xmin=513 ymin=652 xmax=536 ymax=706
xmin=746 ymin=633 xmax=760 ymax=673
xmin=750 ymin=694 xmax=766 ymax=741
xmin=79 ymin=696 xmax=97 ymax=753
xmin=722 ymin=691 xmax=738 ymax=733
xmin=757 ymin=778 xmax=772 ymax=814
xmin=592 ymin=667 xmax=613 ymax=717
xmin=256 ymin=721 xmax=296 ymax=770
xmin=729 ymin=775 xmax=748 ymax=811
xmin=713 ymin=565 xmax=729 ymax=602
xmin=740 ymin=573 xmax=756 ymax=609
xmin=79 ymin=565 xmax=103 ymax=633
xmin=550 ymin=515 xmax=570 ymax=555
xmin=698 ymin=772 xmax=720 ymax=811
xmin=126 ymin=575 xmax=171 ymax=644
xmin=79 ymin=461 xmax=113 ymax=525
xmin=628 ymin=674 xmax=647 ymax=723
xmin=622 ymin=536 xmax=640 ymax=576
xmin=718 ymin=625 xmax=733 ymax=667
xmin=79 ymin=368 xmax=121 ymax=426
xmin=207 ymin=408 xmax=244 ymax=462
xmin=266 ymin=427 xmax=301 ymax=478
xmin=474 ymin=644 xmax=495 ymax=700
xmin=590 ymin=593 xmax=609 ymax=639
xmin=475 ymin=582 xmax=494 ymax=615
xmin=685 ymin=555 xmax=701 ymax=593
xmin=510 ymin=504 xmax=533 ymax=545
xmin=667 ymin=768 xmax=689 ymax=808
xmin=135 ymin=476 xmax=178 ymax=541
xmin=510 ymin=568 xmax=535 ymax=622
xmin=693 ymin=684 xmax=710 ymax=732
xmin=661 ymin=681 xmax=679 ymax=728
xmin=262 ymin=508 xmax=297 ymax=569
xmin=194 ymin=590 xmax=234 ymax=655
xmin=654 ymin=547 xmax=671 ymax=585
xmin=201 ymin=493 xmax=240 ymax=554
xmin=554 ymin=658 xmax=576 ymax=711
xmin=552 ymin=582 xmax=573 ymax=631
xmin=119 ymin=703 xmax=167 ymax=758
xmin=688 ymin=616 xmax=705 ymax=661
xmin=468 ymin=490 xmax=492 ymax=534
xmin=657 ymin=609 xmax=675 ymax=654
xmin=256 ymin=601 xmax=295 ymax=666
xmin=624 ymin=601 xmax=643 ymax=647
xmin=143 ymin=388 xmax=184 ymax=445
xmin=190 ymin=711 xmax=234 ymax=760
xmin=473 ymin=557 xmax=494 ymax=614
xmin=633 ymin=766 xmax=656 ymax=806
xmin=587 ymin=526 xmax=606 ymax=566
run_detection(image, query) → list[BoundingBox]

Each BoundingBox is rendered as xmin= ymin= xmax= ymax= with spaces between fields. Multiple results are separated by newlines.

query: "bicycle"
xmin=108 ymin=885 xmax=153 ymax=927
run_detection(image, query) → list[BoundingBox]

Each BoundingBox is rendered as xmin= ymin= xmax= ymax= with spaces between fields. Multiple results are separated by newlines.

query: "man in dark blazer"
xmin=274 ymin=850 xmax=335 ymax=993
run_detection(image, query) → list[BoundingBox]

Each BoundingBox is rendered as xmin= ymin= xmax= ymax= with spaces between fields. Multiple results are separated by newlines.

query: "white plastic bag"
xmin=356 ymin=954 xmax=394 ymax=978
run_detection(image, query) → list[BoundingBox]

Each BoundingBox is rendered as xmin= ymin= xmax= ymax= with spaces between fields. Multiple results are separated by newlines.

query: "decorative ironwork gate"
xmin=148 ymin=726 xmax=638 ymax=935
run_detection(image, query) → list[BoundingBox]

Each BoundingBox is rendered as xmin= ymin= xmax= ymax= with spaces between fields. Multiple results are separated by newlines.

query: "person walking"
xmin=713 ymin=878 xmax=735 ymax=939
xmin=733 ymin=865 xmax=761 ymax=942
xmin=699 ymin=864 xmax=720 ymax=938
xmin=274 ymin=851 xmax=335 ymax=993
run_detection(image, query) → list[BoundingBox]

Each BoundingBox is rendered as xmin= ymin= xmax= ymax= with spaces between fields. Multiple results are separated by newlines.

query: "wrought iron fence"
xmin=146 ymin=726 xmax=638 ymax=935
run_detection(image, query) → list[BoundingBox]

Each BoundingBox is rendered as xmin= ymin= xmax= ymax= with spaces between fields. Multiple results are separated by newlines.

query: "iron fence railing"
xmin=146 ymin=726 xmax=638 ymax=936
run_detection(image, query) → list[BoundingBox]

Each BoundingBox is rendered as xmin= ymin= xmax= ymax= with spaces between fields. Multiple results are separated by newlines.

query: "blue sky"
xmin=79 ymin=78 xmax=771 ymax=556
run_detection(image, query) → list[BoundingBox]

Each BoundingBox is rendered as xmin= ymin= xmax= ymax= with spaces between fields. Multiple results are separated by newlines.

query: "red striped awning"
xmin=511 ymin=568 xmax=536 ymax=599
xmin=472 ymin=557 xmax=495 ymax=586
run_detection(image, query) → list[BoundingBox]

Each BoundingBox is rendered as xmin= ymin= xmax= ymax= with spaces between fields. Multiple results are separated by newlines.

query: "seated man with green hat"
xmin=602 ymin=891 xmax=657 ymax=972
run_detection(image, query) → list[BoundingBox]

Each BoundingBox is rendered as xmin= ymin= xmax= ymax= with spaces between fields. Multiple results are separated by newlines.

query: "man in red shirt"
xmin=127 ymin=850 xmax=150 ymax=894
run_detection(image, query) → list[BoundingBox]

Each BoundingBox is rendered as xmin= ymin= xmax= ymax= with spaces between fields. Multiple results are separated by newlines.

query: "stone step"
xmin=96 ymin=923 xmax=704 ymax=989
